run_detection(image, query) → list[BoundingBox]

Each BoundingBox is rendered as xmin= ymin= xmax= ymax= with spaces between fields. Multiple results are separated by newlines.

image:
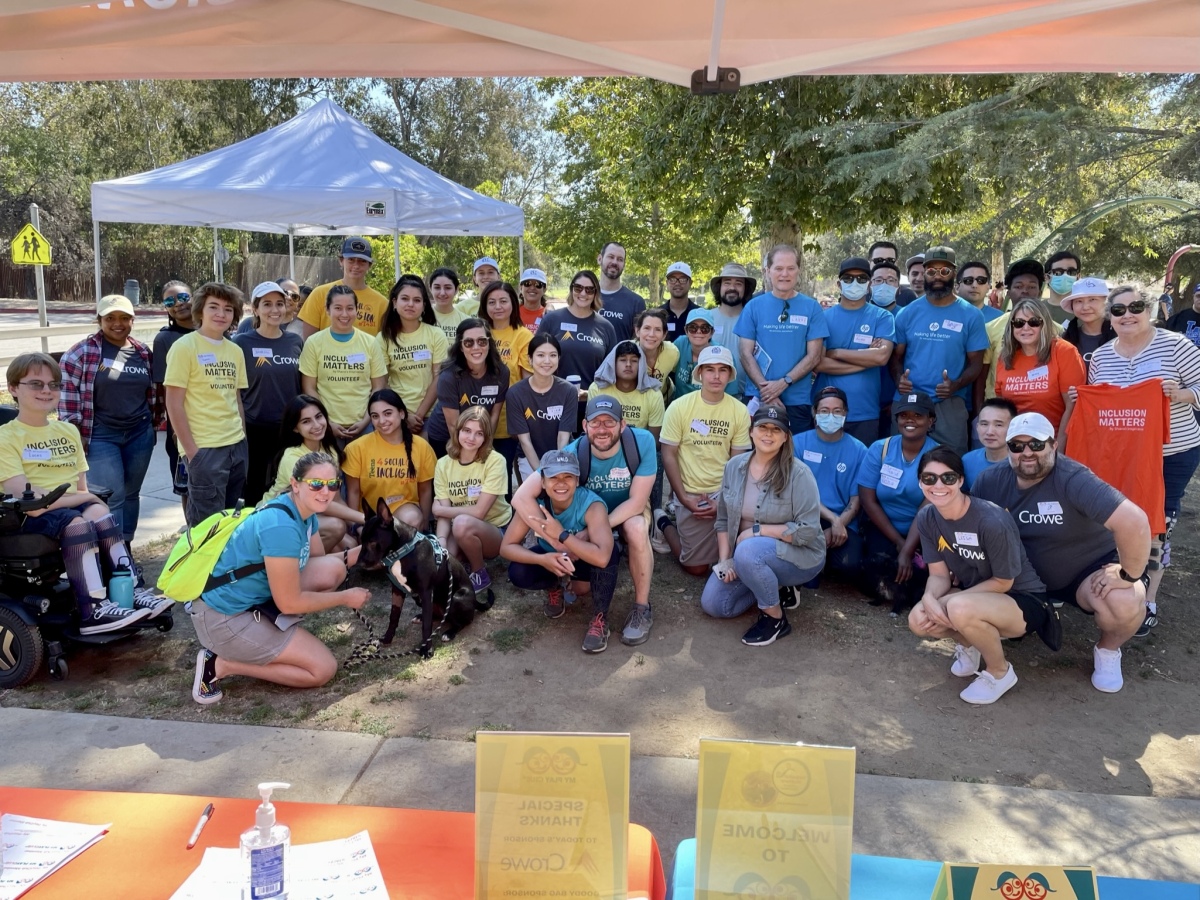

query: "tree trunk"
xmin=760 ymin=220 xmax=803 ymax=294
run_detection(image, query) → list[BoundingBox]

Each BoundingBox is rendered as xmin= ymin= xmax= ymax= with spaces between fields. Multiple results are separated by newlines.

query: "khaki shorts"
xmin=189 ymin=599 xmax=297 ymax=666
xmin=675 ymin=491 xmax=720 ymax=567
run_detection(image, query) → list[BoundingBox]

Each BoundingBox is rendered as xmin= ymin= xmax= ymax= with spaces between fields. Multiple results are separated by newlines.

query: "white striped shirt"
xmin=1088 ymin=328 xmax=1200 ymax=455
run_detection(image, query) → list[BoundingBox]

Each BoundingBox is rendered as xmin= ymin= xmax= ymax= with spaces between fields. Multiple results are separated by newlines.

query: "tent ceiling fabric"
xmin=90 ymin=98 xmax=525 ymax=236
xmin=0 ymin=0 xmax=1196 ymax=84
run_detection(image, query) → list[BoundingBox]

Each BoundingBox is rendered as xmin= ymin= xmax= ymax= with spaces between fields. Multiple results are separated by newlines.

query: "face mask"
xmin=1050 ymin=274 xmax=1076 ymax=295
xmin=841 ymin=282 xmax=869 ymax=302
xmin=870 ymin=284 xmax=897 ymax=307
xmin=815 ymin=413 xmax=846 ymax=434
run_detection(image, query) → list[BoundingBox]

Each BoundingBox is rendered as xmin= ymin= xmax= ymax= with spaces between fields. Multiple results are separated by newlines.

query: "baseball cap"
xmin=251 ymin=281 xmax=286 ymax=301
xmin=520 ymin=268 xmax=547 ymax=285
xmin=924 ymin=246 xmax=956 ymax=267
xmin=691 ymin=345 xmax=736 ymax=383
xmin=97 ymin=294 xmax=135 ymax=317
xmin=473 ymin=256 xmax=500 ymax=274
xmin=905 ymin=254 xmax=925 ymax=271
xmin=1007 ymin=412 xmax=1055 ymax=442
xmin=584 ymin=395 xmax=624 ymax=422
xmin=666 ymin=261 xmax=693 ymax=278
xmin=893 ymin=392 xmax=935 ymax=417
xmin=1061 ymin=276 xmax=1109 ymax=313
xmin=1005 ymin=258 xmax=1045 ymax=289
xmin=685 ymin=307 xmax=715 ymax=328
xmin=839 ymin=257 xmax=872 ymax=277
xmin=814 ymin=385 xmax=849 ymax=408
xmin=539 ymin=449 xmax=581 ymax=478
xmin=751 ymin=404 xmax=791 ymax=433
xmin=340 ymin=237 xmax=373 ymax=262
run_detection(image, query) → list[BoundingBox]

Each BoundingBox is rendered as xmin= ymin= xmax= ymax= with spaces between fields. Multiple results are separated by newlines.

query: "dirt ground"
xmin=3 ymin=486 xmax=1198 ymax=802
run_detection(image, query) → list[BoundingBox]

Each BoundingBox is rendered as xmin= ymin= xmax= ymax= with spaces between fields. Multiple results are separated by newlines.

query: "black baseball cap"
xmin=893 ymin=392 xmax=936 ymax=417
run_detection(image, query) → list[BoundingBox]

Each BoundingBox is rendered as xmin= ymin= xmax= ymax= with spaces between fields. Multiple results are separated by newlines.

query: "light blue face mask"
xmin=1049 ymin=274 xmax=1077 ymax=295
xmin=871 ymin=284 xmax=897 ymax=307
xmin=815 ymin=413 xmax=846 ymax=434
xmin=842 ymin=282 xmax=869 ymax=302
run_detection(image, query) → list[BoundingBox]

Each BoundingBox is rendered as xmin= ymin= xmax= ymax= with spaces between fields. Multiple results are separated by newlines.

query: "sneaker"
xmin=741 ymin=612 xmax=791 ymax=647
xmin=664 ymin=498 xmax=679 ymax=521
xmin=1133 ymin=607 xmax=1157 ymax=638
xmin=79 ymin=600 xmax=153 ymax=635
xmin=950 ymin=644 xmax=981 ymax=677
xmin=959 ymin=664 xmax=1017 ymax=705
xmin=469 ymin=569 xmax=492 ymax=594
xmin=132 ymin=587 xmax=173 ymax=618
xmin=544 ymin=585 xmax=565 ymax=619
xmin=778 ymin=586 xmax=800 ymax=610
xmin=621 ymin=605 xmax=653 ymax=645
xmin=582 ymin=613 xmax=609 ymax=653
xmin=1092 ymin=645 xmax=1123 ymax=693
xmin=649 ymin=512 xmax=670 ymax=555
xmin=192 ymin=649 xmax=222 ymax=705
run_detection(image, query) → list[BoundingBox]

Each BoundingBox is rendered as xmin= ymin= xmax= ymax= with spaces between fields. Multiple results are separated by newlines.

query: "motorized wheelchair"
xmin=0 ymin=480 xmax=174 ymax=688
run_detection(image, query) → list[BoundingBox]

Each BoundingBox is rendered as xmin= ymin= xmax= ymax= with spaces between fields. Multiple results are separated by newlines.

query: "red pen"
xmin=186 ymin=803 xmax=215 ymax=850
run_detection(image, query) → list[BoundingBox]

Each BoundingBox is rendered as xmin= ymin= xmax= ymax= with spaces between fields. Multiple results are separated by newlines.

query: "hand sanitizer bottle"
xmin=241 ymin=782 xmax=291 ymax=899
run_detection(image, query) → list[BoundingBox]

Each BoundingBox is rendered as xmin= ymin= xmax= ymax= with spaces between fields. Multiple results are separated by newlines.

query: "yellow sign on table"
xmin=694 ymin=738 xmax=855 ymax=900
xmin=475 ymin=731 xmax=630 ymax=900
xmin=11 ymin=223 xmax=51 ymax=266
xmin=931 ymin=863 xmax=1098 ymax=900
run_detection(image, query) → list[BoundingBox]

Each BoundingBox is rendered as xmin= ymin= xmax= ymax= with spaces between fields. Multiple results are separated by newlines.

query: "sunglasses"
xmin=284 ymin=291 xmax=300 ymax=300
xmin=1011 ymin=317 xmax=1044 ymax=329
xmin=301 ymin=477 xmax=342 ymax=492
xmin=1007 ymin=439 xmax=1049 ymax=453
xmin=571 ymin=284 xmax=597 ymax=296
xmin=958 ymin=276 xmax=989 ymax=285
xmin=162 ymin=292 xmax=190 ymax=307
xmin=1110 ymin=300 xmax=1149 ymax=316
xmin=778 ymin=301 xmax=791 ymax=324
xmin=686 ymin=323 xmax=713 ymax=333
xmin=839 ymin=274 xmax=870 ymax=284
xmin=869 ymin=256 xmax=895 ymax=265
xmin=924 ymin=266 xmax=955 ymax=279
xmin=18 ymin=380 xmax=62 ymax=391
xmin=521 ymin=281 xmax=544 ymax=288
xmin=1049 ymin=267 xmax=1079 ymax=277
xmin=461 ymin=337 xmax=491 ymax=348
xmin=919 ymin=471 xmax=962 ymax=486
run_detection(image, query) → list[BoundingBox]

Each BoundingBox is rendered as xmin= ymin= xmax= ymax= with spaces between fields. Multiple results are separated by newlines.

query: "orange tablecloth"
xmin=0 ymin=785 xmax=666 ymax=899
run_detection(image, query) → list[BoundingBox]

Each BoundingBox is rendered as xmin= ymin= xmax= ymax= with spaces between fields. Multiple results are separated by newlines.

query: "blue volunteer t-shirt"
xmin=564 ymin=427 xmax=657 ymax=513
xmin=201 ymin=494 xmax=316 ymax=615
xmin=734 ymin=292 xmax=830 ymax=407
xmin=892 ymin=297 xmax=989 ymax=403
xmin=535 ymin=485 xmax=606 ymax=552
xmin=792 ymin=429 xmax=868 ymax=531
xmin=813 ymin=302 xmax=896 ymax=423
xmin=962 ymin=448 xmax=1007 ymax=490
xmin=979 ymin=304 xmax=1004 ymax=324
xmin=856 ymin=435 xmax=939 ymax=534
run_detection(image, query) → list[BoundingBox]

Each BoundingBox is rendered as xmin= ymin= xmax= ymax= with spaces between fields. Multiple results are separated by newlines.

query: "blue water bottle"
xmin=109 ymin=557 xmax=135 ymax=609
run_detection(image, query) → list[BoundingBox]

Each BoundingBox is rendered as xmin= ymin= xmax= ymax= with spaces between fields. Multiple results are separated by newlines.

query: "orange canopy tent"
xmin=0 ymin=0 xmax=1195 ymax=87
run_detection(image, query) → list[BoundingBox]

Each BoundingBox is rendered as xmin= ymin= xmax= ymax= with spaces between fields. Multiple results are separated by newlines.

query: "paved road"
xmin=0 ymin=310 xmax=164 ymax=382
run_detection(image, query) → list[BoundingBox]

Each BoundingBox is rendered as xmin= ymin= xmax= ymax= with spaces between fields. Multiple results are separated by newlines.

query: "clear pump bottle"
xmin=240 ymin=781 xmax=290 ymax=899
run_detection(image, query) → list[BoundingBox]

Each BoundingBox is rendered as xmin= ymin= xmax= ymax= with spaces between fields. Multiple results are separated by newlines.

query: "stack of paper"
xmin=170 ymin=830 xmax=386 ymax=900
xmin=0 ymin=813 xmax=110 ymax=900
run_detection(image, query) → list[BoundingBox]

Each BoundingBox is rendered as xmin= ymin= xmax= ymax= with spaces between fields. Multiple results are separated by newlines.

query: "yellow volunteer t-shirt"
xmin=343 ymin=431 xmax=437 ymax=513
xmin=646 ymin=341 xmax=679 ymax=396
xmin=588 ymin=383 xmax=665 ymax=431
xmin=377 ymin=324 xmax=449 ymax=413
xmin=491 ymin=325 xmax=532 ymax=386
xmin=433 ymin=306 xmax=468 ymax=348
xmin=298 ymin=329 xmax=388 ymax=427
xmin=0 ymin=419 xmax=87 ymax=494
xmin=456 ymin=295 xmax=481 ymax=317
xmin=264 ymin=445 xmax=306 ymax=501
xmin=297 ymin=280 xmax=389 ymax=336
xmin=660 ymin=391 xmax=751 ymax=494
xmin=434 ymin=450 xmax=512 ymax=528
xmin=163 ymin=331 xmax=248 ymax=450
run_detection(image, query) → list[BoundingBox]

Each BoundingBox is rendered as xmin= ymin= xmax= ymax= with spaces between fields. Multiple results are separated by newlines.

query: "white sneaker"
xmin=950 ymin=644 xmax=981 ymax=677
xmin=649 ymin=509 xmax=670 ymax=554
xmin=1091 ymin=645 xmax=1124 ymax=693
xmin=960 ymin=664 xmax=1017 ymax=705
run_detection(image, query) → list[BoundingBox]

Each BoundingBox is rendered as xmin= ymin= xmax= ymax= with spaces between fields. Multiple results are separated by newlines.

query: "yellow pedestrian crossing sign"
xmin=12 ymin=223 xmax=52 ymax=266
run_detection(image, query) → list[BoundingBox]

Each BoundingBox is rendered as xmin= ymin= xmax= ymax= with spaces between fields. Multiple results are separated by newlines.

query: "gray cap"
xmin=539 ymin=449 xmax=580 ymax=478
xmin=709 ymin=263 xmax=757 ymax=299
xmin=584 ymin=395 xmax=623 ymax=422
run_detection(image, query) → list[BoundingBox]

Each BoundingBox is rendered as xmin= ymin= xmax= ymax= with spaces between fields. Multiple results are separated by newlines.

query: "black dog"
xmin=358 ymin=500 xmax=493 ymax=655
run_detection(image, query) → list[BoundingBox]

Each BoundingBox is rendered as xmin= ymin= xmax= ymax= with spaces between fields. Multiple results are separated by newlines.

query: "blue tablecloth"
xmin=668 ymin=838 xmax=1199 ymax=899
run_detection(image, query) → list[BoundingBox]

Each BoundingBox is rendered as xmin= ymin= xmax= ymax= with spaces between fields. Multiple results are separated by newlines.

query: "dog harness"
xmin=381 ymin=531 xmax=449 ymax=598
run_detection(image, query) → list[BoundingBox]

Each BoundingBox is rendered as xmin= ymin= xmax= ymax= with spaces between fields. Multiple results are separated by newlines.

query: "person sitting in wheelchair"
xmin=0 ymin=353 xmax=171 ymax=634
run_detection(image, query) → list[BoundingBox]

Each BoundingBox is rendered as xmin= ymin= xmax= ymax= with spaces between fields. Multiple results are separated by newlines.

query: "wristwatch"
xmin=1118 ymin=566 xmax=1148 ymax=584
xmin=783 ymin=374 xmax=794 ymax=385
xmin=752 ymin=522 xmax=761 ymax=536
xmin=558 ymin=529 xmax=571 ymax=543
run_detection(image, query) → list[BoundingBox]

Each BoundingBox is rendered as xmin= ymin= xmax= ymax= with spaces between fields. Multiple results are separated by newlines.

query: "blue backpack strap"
xmin=203 ymin=500 xmax=301 ymax=591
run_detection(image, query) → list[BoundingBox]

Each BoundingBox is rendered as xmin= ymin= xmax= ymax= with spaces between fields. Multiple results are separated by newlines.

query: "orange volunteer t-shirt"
xmin=519 ymin=304 xmax=545 ymax=332
xmin=994 ymin=338 xmax=1086 ymax=430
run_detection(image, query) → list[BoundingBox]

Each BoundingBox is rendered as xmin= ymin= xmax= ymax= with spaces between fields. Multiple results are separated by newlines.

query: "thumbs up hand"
xmin=935 ymin=369 xmax=954 ymax=399
xmin=897 ymin=368 xmax=913 ymax=394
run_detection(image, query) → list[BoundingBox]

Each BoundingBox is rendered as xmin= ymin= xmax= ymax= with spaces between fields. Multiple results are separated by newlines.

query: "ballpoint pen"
xmin=186 ymin=803 xmax=215 ymax=850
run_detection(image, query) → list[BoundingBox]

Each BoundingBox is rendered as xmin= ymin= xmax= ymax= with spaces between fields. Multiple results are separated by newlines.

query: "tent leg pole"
xmin=93 ymin=220 xmax=102 ymax=304
xmin=213 ymin=227 xmax=220 ymax=281
xmin=393 ymin=227 xmax=401 ymax=281
xmin=519 ymin=237 xmax=524 ymax=272
xmin=288 ymin=229 xmax=296 ymax=281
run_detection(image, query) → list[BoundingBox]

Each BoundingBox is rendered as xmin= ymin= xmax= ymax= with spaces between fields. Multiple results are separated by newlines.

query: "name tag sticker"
xmin=108 ymin=360 xmax=125 ymax=372
xmin=1135 ymin=359 xmax=1163 ymax=377
xmin=197 ymin=352 xmax=217 ymax=365
xmin=852 ymin=333 xmax=873 ymax=345
xmin=481 ymin=385 xmax=499 ymax=396
xmin=955 ymin=532 xmax=979 ymax=547
xmin=561 ymin=323 xmax=578 ymax=333
xmin=880 ymin=474 xmax=900 ymax=489
xmin=545 ymin=404 xmax=563 ymax=417
xmin=802 ymin=449 xmax=823 ymax=463
xmin=880 ymin=464 xmax=903 ymax=480
xmin=22 ymin=448 xmax=51 ymax=461
xmin=942 ymin=319 xmax=963 ymax=332
xmin=789 ymin=315 xmax=809 ymax=326
xmin=1027 ymin=365 xmax=1049 ymax=380
xmin=1038 ymin=501 xmax=1063 ymax=515
xmin=690 ymin=419 xmax=711 ymax=436
xmin=667 ymin=323 xmax=676 ymax=332
xmin=346 ymin=353 xmax=367 ymax=364
xmin=252 ymin=347 xmax=273 ymax=358
xmin=610 ymin=467 xmax=630 ymax=480
xmin=414 ymin=349 xmax=432 ymax=361
xmin=714 ymin=326 xmax=725 ymax=336
xmin=467 ymin=484 xmax=482 ymax=498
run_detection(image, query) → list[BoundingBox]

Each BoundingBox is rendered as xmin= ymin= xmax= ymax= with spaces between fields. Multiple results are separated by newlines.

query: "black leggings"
xmin=508 ymin=544 xmax=621 ymax=616
xmin=243 ymin=421 xmax=280 ymax=506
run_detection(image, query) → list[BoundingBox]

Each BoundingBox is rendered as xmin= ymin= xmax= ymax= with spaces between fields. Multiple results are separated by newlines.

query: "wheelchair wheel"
xmin=0 ymin=606 xmax=44 ymax=688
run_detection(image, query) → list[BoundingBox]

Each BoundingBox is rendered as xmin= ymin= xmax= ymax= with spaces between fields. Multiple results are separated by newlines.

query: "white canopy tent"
xmin=90 ymin=98 xmax=526 ymax=298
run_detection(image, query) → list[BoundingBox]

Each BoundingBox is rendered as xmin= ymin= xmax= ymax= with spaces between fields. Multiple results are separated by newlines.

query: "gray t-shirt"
xmin=971 ymin=455 xmax=1124 ymax=591
xmin=598 ymin=286 xmax=647 ymax=343
xmin=916 ymin=497 xmax=1045 ymax=593
xmin=506 ymin=377 xmax=578 ymax=458
xmin=93 ymin=342 xmax=152 ymax=429
xmin=151 ymin=323 xmax=193 ymax=384
xmin=232 ymin=330 xmax=304 ymax=426
xmin=537 ymin=309 xmax=617 ymax=388
xmin=425 ymin=363 xmax=510 ymax=442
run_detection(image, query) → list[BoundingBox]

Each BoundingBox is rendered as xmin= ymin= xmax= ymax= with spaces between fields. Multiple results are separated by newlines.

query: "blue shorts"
xmin=20 ymin=507 xmax=85 ymax=538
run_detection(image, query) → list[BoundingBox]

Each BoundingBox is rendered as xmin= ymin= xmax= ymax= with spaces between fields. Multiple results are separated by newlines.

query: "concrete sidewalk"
xmin=2 ymin=706 xmax=1197 ymax=885
xmin=130 ymin=434 xmax=187 ymax=553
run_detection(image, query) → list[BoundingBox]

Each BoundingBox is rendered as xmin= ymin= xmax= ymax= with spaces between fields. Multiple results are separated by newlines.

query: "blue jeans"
xmin=86 ymin=417 xmax=155 ymax=541
xmin=700 ymin=537 xmax=824 ymax=618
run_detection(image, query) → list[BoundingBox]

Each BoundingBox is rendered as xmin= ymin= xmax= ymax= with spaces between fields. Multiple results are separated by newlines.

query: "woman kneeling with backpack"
xmin=188 ymin=451 xmax=370 ymax=705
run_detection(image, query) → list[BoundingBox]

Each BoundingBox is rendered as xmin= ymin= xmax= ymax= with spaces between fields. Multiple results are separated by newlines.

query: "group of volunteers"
xmin=3 ymin=233 xmax=1194 ymax=711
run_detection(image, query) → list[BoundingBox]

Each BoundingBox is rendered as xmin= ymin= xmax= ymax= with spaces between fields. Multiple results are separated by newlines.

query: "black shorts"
xmin=1011 ymin=590 xmax=1062 ymax=652
xmin=1044 ymin=550 xmax=1119 ymax=614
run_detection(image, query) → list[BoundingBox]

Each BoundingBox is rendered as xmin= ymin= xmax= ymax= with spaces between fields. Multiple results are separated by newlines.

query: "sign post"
xmin=11 ymin=206 xmax=53 ymax=353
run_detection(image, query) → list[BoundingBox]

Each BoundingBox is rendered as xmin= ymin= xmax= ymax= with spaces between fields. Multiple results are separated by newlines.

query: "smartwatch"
xmin=558 ymin=529 xmax=571 ymax=544
xmin=783 ymin=374 xmax=794 ymax=385
xmin=752 ymin=522 xmax=761 ymax=536
xmin=1118 ymin=566 xmax=1148 ymax=584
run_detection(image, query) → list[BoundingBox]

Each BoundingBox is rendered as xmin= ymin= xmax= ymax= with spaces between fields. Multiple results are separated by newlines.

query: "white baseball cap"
xmin=1006 ymin=412 xmax=1055 ymax=442
xmin=251 ymin=281 xmax=286 ymax=300
xmin=667 ymin=261 xmax=693 ymax=278
xmin=691 ymin=345 xmax=736 ymax=383
xmin=519 ymin=268 xmax=547 ymax=285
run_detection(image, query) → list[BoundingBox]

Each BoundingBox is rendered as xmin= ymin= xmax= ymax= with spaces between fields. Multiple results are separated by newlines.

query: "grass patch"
xmin=145 ymin=694 xmax=182 ymax=711
xmin=448 ymin=674 xmax=466 ymax=686
xmin=370 ymin=689 xmax=409 ymax=705
xmin=135 ymin=663 xmax=171 ymax=679
xmin=488 ymin=627 xmax=531 ymax=654
xmin=468 ymin=721 xmax=515 ymax=742
xmin=359 ymin=715 xmax=391 ymax=737
xmin=290 ymin=701 xmax=316 ymax=722
xmin=952 ymin=775 xmax=984 ymax=784
xmin=243 ymin=703 xmax=276 ymax=725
